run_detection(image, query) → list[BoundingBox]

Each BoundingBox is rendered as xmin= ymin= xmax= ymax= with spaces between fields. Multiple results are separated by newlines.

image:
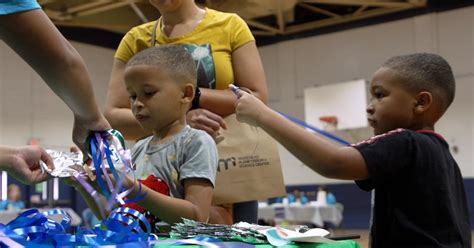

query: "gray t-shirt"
xmin=131 ymin=125 xmax=218 ymax=199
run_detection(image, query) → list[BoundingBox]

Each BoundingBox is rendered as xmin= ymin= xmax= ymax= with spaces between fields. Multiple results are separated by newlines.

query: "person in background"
xmin=232 ymin=53 xmax=471 ymax=247
xmin=299 ymin=191 xmax=309 ymax=205
xmin=318 ymin=185 xmax=336 ymax=205
xmin=104 ymin=0 xmax=268 ymax=224
xmin=287 ymin=190 xmax=298 ymax=203
xmin=0 ymin=184 xmax=25 ymax=211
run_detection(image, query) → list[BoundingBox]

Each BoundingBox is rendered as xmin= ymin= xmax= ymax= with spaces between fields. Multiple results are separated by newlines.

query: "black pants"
xmin=232 ymin=200 xmax=258 ymax=223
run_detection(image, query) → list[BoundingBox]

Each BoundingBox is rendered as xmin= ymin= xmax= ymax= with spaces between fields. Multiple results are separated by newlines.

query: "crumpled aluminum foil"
xmin=40 ymin=150 xmax=86 ymax=177
xmin=40 ymin=149 xmax=126 ymax=178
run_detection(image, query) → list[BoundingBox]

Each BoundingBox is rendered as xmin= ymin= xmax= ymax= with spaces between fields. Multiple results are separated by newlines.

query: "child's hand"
xmin=230 ymin=85 xmax=267 ymax=126
xmin=61 ymin=172 xmax=98 ymax=192
xmin=61 ymin=176 xmax=81 ymax=188
xmin=94 ymin=171 xmax=135 ymax=193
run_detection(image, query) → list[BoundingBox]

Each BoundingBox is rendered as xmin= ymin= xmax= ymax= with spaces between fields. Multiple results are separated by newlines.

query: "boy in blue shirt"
xmin=0 ymin=184 xmax=25 ymax=211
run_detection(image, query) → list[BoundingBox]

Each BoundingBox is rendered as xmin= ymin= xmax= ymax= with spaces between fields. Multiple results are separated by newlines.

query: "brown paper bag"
xmin=212 ymin=114 xmax=286 ymax=205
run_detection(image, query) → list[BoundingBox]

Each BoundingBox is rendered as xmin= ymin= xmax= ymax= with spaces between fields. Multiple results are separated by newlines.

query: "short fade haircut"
xmin=382 ymin=53 xmax=455 ymax=110
xmin=126 ymin=45 xmax=197 ymax=85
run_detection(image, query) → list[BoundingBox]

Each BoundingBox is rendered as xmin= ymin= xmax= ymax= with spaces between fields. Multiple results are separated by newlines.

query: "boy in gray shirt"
xmin=131 ymin=125 xmax=217 ymax=200
xmin=121 ymin=45 xmax=219 ymax=225
xmin=77 ymin=45 xmax=221 ymax=227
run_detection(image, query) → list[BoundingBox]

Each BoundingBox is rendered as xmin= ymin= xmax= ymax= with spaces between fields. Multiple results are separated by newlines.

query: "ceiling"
xmin=39 ymin=0 xmax=429 ymax=38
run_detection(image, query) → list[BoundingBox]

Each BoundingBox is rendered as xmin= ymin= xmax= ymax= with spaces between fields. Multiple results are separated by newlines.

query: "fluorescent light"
xmin=42 ymin=182 xmax=47 ymax=200
xmin=1 ymin=171 xmax=7 ymax=201
xmin=53 ymin=178 xmax=59 ymax=200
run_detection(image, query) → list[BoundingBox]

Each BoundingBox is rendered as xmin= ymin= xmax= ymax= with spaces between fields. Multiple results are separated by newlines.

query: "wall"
xmin=258 ymin=6 xmax=474 ymax=185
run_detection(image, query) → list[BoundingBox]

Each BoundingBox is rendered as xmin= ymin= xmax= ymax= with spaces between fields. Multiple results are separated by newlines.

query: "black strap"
xmin=151 ymin=19 xmax=159 ymax=47
xmin=190 ymin=87 xmax=201 ymax=110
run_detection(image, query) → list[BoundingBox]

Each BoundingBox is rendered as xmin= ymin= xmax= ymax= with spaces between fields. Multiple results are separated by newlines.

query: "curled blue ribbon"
xmin=90 ymin=134 xmax=110 ymax=198
xmin=0 ymin=208 xmax=156 ymax=247
xmin=0 ymin=130 xmax=158 ymax=247
xmin=82 ymin=130 xmax=145 ymax=214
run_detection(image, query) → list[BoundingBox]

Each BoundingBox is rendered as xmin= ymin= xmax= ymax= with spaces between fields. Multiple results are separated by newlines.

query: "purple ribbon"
xmin=77 ymin=130 xmax=145 ymax=215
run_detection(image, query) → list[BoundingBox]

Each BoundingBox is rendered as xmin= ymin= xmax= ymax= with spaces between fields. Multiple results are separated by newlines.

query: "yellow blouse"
xmin=115 ymin=8 xmax=254 ymax=90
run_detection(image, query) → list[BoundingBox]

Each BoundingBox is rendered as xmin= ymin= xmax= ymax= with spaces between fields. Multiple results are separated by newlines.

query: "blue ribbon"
xmin=87 ymin=130 xmax=145 ymax=205
xmin=102 ymin=136 xmax=121 ymax=186
xmin=0 ymin=208 xmax=244 ymax=247
xmin=0 ymin=129 xmax=234 ymax=246
xmin=0 ymin=208 xmax=157 ymax=247
xmin=278 ymin=112 xmax=350 ymax=145
xmin=90 ymin=134 xmax=110 ymax=198
xmin=0 ymin=209 xmax=72 ymax=247
xmin=0 ymin=130 xmax=160 ymax=247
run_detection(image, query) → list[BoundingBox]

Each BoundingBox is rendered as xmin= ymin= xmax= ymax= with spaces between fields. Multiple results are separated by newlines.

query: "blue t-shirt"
xmin=287 ymin=193 xmax=296 ymax=203
xmin=0 ymin=0 xmax=41 ymax=15
xmin=300 ymin=195 xmax=309 ymax=205
xmin=0 ymin=200 xmax=24 ymax=211
xmin=326 ymin=192 xmax=336 ymax=205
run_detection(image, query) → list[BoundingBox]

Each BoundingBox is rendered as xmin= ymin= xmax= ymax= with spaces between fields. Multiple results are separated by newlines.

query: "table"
xmin=151 ymin=240 xmax=360 ymax=248
xmin=258 ymin=202 xmax=343 ymax=227
xmin=0 ymin=208 xmax=82 ymax=226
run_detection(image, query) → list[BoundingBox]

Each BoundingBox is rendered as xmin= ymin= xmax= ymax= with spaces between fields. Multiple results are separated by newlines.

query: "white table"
xmin=258 ymin=202 xmax=343 ymax=227
xmin=0 ymin=208 xmax=82 ymax=226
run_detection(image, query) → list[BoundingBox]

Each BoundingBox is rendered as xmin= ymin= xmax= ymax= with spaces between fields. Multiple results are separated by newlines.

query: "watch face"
xmin=191 ymin=87 xmax=201 ymax=109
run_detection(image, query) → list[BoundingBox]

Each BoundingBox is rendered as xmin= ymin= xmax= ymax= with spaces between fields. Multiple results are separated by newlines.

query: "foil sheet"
xmin=40 ymin=150 xmax=85 ymax=177
xmin=40 ymin=149 xmax=124 ymax=178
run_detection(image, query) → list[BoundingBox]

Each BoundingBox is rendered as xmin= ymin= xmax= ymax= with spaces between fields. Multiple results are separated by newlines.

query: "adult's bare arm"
xmin=0 ymin=10 xmax=110 ymax=154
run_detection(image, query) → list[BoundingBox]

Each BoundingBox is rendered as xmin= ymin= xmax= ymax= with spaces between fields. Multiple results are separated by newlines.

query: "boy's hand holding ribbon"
xmin=230 ymin=84 xmax=350 ymax=146
xmin=230 ymin=84 xmax=267 ymax=127
xmin=43 ymin=129 xmax=143 ymax=217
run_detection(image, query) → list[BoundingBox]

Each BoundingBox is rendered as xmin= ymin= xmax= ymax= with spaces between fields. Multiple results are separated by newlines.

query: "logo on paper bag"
xmin=217 ymin=155 xmax=272 ymax=172
xmin=217 ymin=157 xmax=236 ymax=172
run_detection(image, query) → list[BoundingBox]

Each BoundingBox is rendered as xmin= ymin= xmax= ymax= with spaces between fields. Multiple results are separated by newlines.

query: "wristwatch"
xmin=191 ymin=86 xmax=201 ymax=110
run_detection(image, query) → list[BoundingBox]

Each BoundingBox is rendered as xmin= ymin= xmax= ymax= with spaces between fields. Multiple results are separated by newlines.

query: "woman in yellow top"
xmin=104 ymin=0 xmax=268 ymax=224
